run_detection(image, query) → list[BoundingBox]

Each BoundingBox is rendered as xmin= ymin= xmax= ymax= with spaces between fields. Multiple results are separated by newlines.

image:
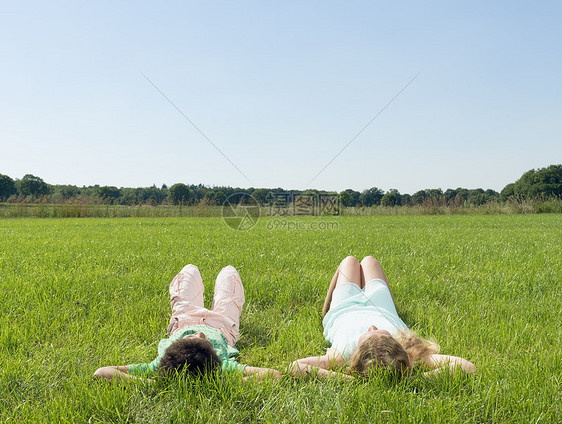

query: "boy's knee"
xmin=220 ymin=265 xmax=238 ymax=274
xmin=217 ymin=266 xmax=241 ymax=283
xmin=181 ymin=264 xmax=199 ymax=274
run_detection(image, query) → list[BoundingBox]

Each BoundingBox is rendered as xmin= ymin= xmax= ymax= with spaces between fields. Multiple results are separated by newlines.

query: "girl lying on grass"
xmin=291 ymin=256 xmax=476 ymax=380
xmin=94 ymin=264 xmax=281 ymax=382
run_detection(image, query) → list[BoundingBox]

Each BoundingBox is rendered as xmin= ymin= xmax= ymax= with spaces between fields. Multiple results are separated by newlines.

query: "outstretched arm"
xmin=242 ymin=366 xmax=282 ymax=381
xmin=290 ymin=351 xmax=353 ymax=381
xmin=93 ymin=365 xmax=154 ymax=382
xmin=421 ymin=354 xmax=477 ymax=378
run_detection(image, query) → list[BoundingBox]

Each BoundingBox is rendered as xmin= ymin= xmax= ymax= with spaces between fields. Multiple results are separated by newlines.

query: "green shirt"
xmin=128 ymin=325 xmax=246 ymax=376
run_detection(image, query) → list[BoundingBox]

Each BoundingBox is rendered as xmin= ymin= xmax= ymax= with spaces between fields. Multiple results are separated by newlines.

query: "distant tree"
xmin=19 ymin=174 xmax=50 ymax=196
xmin=444 ymin=188 xmax=458 ymax=203
xmin=463 ymin=189 xmax=494 ymax=205
xmin=426 ymin=189 xmax=443 ymax=201
xmin=380 ymin=189 xmax=401 ymax=206
xmin=145 ymin=185 xmax=167 ymax=205
xmin=348 ymin=189 xmax=361 ymax=206
xmin=500 ymin=183 xmax=515 ymax=202
xmin=338 ymin=191 xmax=352 ymax=207
xmin=169 ymin=183 xmax=192 ymax=204
xmin=411 ymin=189 xmax=427 ymax=205
xmin=509 ymin=164 xmax=562 ymax=199
xmin=206 ymin=186 xmax=230 ymax=201
xmin=401 ymin=193 xmax=412 ymax=205
xmin=97 ymin=186 xmax=121 ymax=201
xmin=0 ymin=174 xmax=16 ymax=199
xmin=213 ymin=190 xmax=227 ymax=206
xmin=53 ymin=185 xmax=80 ymax=200
xmin=161 ymin=184 xmax=168 ymax=190
xmin=485 ymin=189 xmax=499 ymax=202
xmin=80 ymin=185 xmax=99 ymax=197
xmin=196 ymin=187 xmax=212 ymax=202
xmin=339 ymin=189 xmax=360 ymax=207
xmin=120 ymin=187 xmax=138 ymax=204
xmin=412 ymin=189 xmax=443 ymax=205
xmin=359 ymin=187 xmax=384 ymax=207
xmin=251 ymin=188 xmax=273 ymax=205
xmin=260 ymin=187 xmax=287 ymax=206
xmin=201 ymin=191 xmax=213 ymax=204
xmin=466 ymin=188 xmax=485 ymax=205
xmin=120 ymin=185 xmax=164 ymax=206
xmin=455 ymin=188 xmax=469 ymax=203
xmin=226 ymin=190 xmax=255 ymax=205
xmin=187 ymin=184 xmax=209 ymax=203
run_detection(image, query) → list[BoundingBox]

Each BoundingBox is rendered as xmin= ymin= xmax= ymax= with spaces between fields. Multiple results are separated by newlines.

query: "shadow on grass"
xmin=237 ymin=313 xmax=279 ymax=351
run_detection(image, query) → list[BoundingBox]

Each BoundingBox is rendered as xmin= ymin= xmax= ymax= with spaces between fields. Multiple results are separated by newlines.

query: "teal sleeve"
xmin=221 ymin=359 xmax=246 ymax=374
xmin=129 ymin=357 xmax=245 ymax=376
xmin=128 ymin=358 xmax=159 ymax=376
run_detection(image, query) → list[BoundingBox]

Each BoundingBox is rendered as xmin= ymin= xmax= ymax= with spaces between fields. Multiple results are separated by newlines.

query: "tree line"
xmin=0 ymin=164 xmax=560 ymax=207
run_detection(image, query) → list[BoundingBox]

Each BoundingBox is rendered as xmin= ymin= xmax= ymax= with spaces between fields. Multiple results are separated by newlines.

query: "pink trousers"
xmin=166 ymin=264 xmax=245 ymax=347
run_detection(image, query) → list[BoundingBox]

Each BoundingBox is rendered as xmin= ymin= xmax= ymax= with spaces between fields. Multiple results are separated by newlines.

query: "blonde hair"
xmin=349 ymin=331 xmax=439 ymax=378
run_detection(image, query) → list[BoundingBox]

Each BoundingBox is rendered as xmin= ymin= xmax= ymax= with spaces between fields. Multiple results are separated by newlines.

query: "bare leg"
xmin=322 ymin=256 xmax=361 ymax=316
xmin=360 ymin=256 xmax=395 ymax=304
xmin=322 ymin=268 xmax=339 ymax=317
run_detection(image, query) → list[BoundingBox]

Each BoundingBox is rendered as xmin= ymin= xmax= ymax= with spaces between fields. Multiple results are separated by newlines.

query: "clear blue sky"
xmin=2 ymin=1 xmax=561 ymax=194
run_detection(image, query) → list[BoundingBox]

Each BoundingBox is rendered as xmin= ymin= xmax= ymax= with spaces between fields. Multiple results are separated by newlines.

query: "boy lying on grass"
xmin=94 ymin=264 xmax=281 ymax=381
xmin=290 ymin=256 xmax=476 ymax=381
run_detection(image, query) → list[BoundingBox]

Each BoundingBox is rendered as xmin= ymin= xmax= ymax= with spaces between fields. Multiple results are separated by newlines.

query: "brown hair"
xmin=158 ymin=337 xmax=222 ymax=378
xmin=349 ymin=331 xmax=439 ymax=378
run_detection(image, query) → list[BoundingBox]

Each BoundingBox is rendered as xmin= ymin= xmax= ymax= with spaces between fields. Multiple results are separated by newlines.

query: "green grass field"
xmin=1 ymin=215 xmax=561 ymax=423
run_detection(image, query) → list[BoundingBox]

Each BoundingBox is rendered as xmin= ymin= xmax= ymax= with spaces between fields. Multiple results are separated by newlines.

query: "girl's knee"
xmin=340 ymin=256 xmax=359 ymax=267
xmin=361 ymin=256 xmax=379 ymax=266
